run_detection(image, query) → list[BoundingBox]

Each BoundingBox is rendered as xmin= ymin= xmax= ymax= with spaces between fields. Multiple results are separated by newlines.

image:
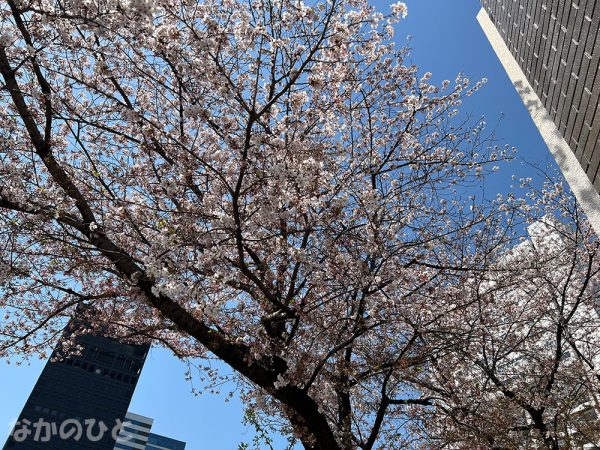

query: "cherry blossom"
xmin=0 ymin=0 xmax=598 ymax=448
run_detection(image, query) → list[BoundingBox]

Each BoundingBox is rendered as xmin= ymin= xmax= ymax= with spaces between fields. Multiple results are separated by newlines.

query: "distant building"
xmin=114 ymin=412 xmax=186 ymax=450
xmin=3 ymin=317 xmax=149 ymax=450
xmin=477 ymin=0 xmax=600 ymax=235
xmin=114 ymin=412 xmax=153 ymax=450
xmin=146 ymin=433 xmax=186 ymax=450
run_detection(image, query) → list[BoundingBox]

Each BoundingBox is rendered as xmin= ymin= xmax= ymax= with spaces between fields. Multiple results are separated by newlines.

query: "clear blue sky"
xmin=0 ymin=0 xmax=560 ymax=447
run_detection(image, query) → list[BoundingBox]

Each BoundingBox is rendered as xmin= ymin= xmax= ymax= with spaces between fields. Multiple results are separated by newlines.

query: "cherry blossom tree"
xmin=0 ymin=0 xmax=598 ymax=448
xmin=413 ymin=182 xmax=600 ymax=450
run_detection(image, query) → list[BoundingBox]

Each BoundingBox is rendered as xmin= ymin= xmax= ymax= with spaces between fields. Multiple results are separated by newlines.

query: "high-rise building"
xmin=477 ymin=0 xmax=600 ymax=235
xmin=145 ymin=433 xmax=186 ymax=450
xmin=3 ymin=317 xmax=149 ymax=450
xmin=114 ymin=412 xmax=153 ymax=450
xmin=114 ymin=412 xmax=186 ymax=450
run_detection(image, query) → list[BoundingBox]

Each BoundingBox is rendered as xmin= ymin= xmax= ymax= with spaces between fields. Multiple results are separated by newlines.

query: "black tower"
xmin=3 ymin=318 xmax=148 ymax=450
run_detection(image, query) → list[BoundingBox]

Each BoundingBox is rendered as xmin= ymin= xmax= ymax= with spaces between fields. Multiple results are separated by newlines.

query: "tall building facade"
xmin=114 ymin=412 xmax=153 ymax=450
xmin=114 ymin=412 xmax=186 ymax=450
xmin=478 ymin=0 xmax=600 ymax=234
xmin=3 ymin=318 xmax=149 ymax=450
xmin=145 ymin=434 xmax=186 ymax=450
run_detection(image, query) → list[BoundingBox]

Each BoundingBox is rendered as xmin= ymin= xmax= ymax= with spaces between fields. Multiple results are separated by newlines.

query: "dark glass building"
xmin=478 ymin=0 xmax=600 ymax=234
xmin=146 ymin=433 xmax=186 ymax=450
xmin=3 ymin=318 xmax=149 ymax=450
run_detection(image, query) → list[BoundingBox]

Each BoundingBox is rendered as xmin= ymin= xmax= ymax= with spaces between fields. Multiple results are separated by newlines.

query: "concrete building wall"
xmin=478 ymin=1 xmax=600 ymax=235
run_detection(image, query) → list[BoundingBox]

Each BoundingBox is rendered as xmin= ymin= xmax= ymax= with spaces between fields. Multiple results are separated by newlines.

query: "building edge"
xmin=477 ymin=7 xmax=600 ymax=237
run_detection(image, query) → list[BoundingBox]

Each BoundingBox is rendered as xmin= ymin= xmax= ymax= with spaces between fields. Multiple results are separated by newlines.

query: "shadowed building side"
xmin=145 ymin=433 xmax=186 ymax=450
xmin=478 ymin=0 xmax=600 ymax=235
xmin=3 ymin=319 xmax=149 ymax=450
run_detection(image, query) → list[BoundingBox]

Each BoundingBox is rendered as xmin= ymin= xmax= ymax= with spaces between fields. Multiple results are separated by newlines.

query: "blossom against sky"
xmin=0 ymin=1 xmax=562 ymax=447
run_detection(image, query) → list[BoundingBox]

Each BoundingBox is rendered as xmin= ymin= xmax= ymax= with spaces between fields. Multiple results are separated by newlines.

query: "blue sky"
xmin=0 ymin=0 xmax=561 ymax=447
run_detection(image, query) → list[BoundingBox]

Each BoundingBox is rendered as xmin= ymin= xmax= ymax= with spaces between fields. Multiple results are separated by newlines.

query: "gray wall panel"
xmin=482 ymin=0 xmax=600 ymax=193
